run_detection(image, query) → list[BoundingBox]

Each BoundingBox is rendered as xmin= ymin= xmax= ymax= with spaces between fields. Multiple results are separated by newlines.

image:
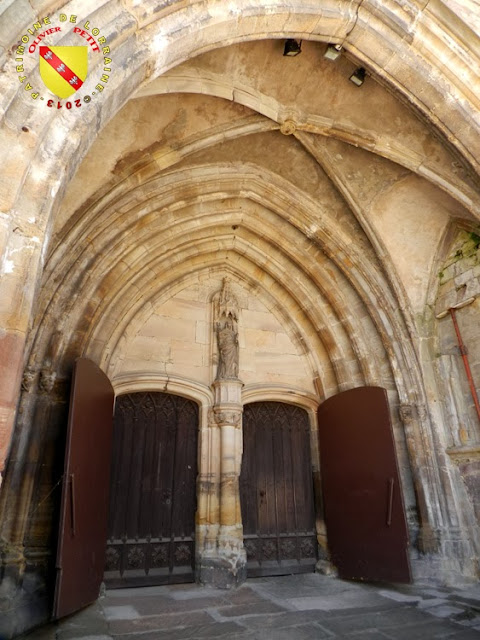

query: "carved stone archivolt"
xmin=399 ymin=404 xmax=415 ymax=425
xmin=399 ymin=403 xmax=428 ymax=430
xmin=399 ymin=403 xmax=428 ymax=425
xmin=398 ymin=401 xmax=440 ymax=554
xmin=38 ymin=369 xmax=56 ymax=394
xmin=21 ymin=368 xmax=36 ymax=393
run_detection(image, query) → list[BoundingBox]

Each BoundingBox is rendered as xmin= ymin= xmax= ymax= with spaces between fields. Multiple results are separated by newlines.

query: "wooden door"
xmin=318 ymin=386 xmax=411 ymax=583
xmin=54 ymin=358 xmax=115 ymax=619
xmin=104 ymin=392 xmax=198 ymax=587
xmin=240 ymin=402 xmax=317 ymax=576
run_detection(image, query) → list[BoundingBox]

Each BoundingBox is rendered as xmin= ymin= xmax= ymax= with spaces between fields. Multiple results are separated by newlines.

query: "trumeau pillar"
xmin=196 ymin=408 xmax=221 ymax=572
xmin=197 ymin=279 xmax=246 ymax=588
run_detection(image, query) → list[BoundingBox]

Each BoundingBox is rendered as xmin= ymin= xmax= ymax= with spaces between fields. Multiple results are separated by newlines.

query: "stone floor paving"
xmin=22 ymin=573 xmax=480 ymax=639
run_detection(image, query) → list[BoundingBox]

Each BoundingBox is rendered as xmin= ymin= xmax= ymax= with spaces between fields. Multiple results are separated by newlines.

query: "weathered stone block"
xmin=197 ymin=555 xmax=247 ymax=590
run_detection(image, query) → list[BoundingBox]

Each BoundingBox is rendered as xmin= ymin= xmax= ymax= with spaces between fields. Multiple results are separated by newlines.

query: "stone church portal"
xmin=1 ymin=2 xmax=480 ymax=638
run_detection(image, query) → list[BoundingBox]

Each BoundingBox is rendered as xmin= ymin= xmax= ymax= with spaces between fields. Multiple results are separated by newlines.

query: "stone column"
xmin=399 ymin=403 xmax=440 ymax=553
xmin=0 ymin=360 xmax=70 ymax=639
xmin=197 ymin=278 xmax=246 ymax=588
xmin=210 ymin=379 xmax=246 ymax=587
xmin=196 ymin=408 xmax=221 ymax=579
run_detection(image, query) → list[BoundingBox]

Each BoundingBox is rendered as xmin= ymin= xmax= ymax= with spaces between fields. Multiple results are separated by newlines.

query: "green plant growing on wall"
xmin=470 ymin=231 xmax=480 ymax=249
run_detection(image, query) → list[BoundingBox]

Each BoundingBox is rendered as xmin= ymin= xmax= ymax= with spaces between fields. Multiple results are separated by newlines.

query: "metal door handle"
xmin=386 ymin=477 xmax=394 ymax=526
xmin=70 ymin=473 xmax=76 ymax=536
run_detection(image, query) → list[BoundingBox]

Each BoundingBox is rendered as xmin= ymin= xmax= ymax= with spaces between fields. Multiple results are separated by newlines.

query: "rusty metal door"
xmin=104 ymin=392 xmax=198 ymax=587
xmin=318 ymin=386 xmax=411 ymax=583
xmin=53 ymin=358 xmax=115 ymax=619
xmin=240 ymin=402 xmax=317 ymax=577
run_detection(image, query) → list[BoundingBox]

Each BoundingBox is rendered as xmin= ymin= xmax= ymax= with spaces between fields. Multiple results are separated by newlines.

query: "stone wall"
xmin=113 ymin=278 xmax=315 ymax=394
xmin=435 ymin=228 xmax=480 ymax=447
xmin=435 ymin=228 xmax=480 ymax=543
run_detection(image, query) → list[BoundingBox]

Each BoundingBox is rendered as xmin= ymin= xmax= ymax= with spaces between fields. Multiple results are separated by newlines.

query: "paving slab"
xmin=287 ymin=591 xmax=391 ymax=611
xmin=455 ymin=612 xmax=480 ymax=627
xmin=423 ymin=588 xmax=453 ymax=598
xmin=107 ymin=610 xmax=213 ymax=634
xmin=111 ymin=594 xmax=230 ymax=616
xmin=108 ymin=629 xmax=193 ymax=640
xmin=428 ymin=605 xmax=467 ymax=618
xmin=452 ymin=588 xmax=480 ymax=603
xmin=239 ymin=609 xmax=334 ymax=629
xmin=213 ymin=601 xmax=284 ymax=618
xmin=20 ymin=573 xmax=480 ymax=639
xmin=417 ymin=597 xmax=449 ymax=609
xmin=368 ymin=621 xmax=475 ymax=639
xmin=103 ymin=605 xmax=140 ymax=621
xmin=218 ymin=586 xmax=266 ymax=605
xmin=345 ymin=633 xmax=392 ymax=639
xmin=188 ymin=621 xmax=247 ymax=637
xmin=378 ymin=589 xmax=422 ymax=603
xmin=55 ymin=601 xmax=111 ymax=640
xmin=59 ymin=637 xmax=112 ymax=640
xmin=249 ymin=624 xmax=330 ymax=640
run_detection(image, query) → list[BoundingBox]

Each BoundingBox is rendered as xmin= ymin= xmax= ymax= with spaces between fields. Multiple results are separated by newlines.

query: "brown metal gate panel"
xmin=240 ymin=402 xmax=317 ymax=577
xmin=104 ymin=392 xmax=198 ymax=587
xmin=53 ymin=358 xmax=115 ymax=620
xmin=318 ymin=386 xmax=411 ymax=583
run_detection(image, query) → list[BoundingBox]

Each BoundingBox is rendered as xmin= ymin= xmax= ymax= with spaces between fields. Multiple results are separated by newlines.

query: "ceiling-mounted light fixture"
xmin=283 ymin=39 xmax=302 ymax=57
xmin=324 ymin=43 xmax=342 ymax=61
xmin=349 ymin=67 xmax=366 ymax=86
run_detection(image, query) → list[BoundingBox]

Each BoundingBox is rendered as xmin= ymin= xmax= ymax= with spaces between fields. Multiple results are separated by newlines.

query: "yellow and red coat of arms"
xmin=39 ymin=46 xmax=88 ymax=99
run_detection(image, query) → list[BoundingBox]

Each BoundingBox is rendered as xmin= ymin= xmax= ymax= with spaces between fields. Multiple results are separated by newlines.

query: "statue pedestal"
xmin=212 ymin=378 xmax=242 ymax=407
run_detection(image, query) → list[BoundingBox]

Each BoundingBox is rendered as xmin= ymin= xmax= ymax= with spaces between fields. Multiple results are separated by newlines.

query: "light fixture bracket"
xmin=349 ymin=67 xmax=366 ymax=86
xmin=283 ymin=39 xmax=302 ymax=57
xmin=324 ymin=43 xmax=342 ymax=61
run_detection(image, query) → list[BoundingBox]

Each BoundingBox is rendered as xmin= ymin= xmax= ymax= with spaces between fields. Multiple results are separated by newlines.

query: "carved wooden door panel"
xmin=240 ymin=402 xmax=317 ymax=576
xmin=104 ymin=392 xmax=198 ymax=587
xmin=54 ymin=358 xmax=115 ymax=619
xmin=317 ymin=386 xmax=411 ymax=583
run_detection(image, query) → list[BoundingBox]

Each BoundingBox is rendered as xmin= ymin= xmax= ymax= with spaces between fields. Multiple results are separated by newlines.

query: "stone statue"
xmin=216 ymin=314 xmax=239 ymax=379
xmin=215 ymin=278 xmax=239 ymax=380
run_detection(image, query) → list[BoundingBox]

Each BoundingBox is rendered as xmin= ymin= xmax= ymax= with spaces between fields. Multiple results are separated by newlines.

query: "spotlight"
xmin=324 ymin=43 xmax=342 ymax=61
xmin=283 ymin=39 xmax=302 ymax=57
xmin=349 ymin=67 xmax=366 ymax=86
